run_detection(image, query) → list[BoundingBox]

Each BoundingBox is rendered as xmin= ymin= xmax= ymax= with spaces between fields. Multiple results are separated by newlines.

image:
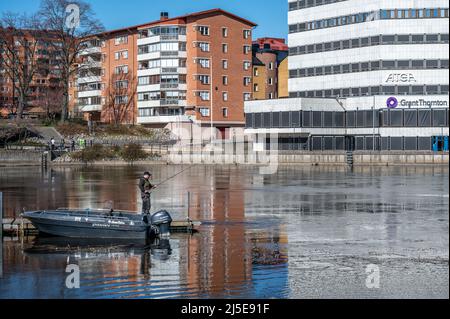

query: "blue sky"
xmin=0 ymin=0 xmax=288 ymax=40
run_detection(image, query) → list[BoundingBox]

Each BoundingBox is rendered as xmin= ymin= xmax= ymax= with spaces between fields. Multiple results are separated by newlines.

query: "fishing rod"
xmin=152 ymin=165 xmax=194 ymax=190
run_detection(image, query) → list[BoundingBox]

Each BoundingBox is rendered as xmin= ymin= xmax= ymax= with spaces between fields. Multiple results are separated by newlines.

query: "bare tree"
xmin=39 ymin=86 xmax=64 ymax=121
xmin=104 ymin=72 xmax=137 ymax=126
xmin=0 ymin=13 xmax=41 ymax=119
xmin=37 ymin=0 xmax=104 ymax=123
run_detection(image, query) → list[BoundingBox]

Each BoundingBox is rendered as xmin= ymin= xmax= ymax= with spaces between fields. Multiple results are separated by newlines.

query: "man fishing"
xmin=139 ymin=171 xmax=155 ymax=215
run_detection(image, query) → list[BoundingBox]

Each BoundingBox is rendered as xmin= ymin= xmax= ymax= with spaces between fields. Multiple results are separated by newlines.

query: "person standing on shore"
xmin=50 ymin=137 xmax=55 ymax=151
xmin=70 ymin=139 xmax=76 ymax=152
xmin=139 ymin=172 xmax=155 ymax=215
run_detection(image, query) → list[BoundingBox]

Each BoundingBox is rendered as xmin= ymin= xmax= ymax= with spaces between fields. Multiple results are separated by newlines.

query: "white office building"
xmin=288 ymin=0 xmax=448 ymax=98
xmin=245 ymin=0 xmax=449 ymax=152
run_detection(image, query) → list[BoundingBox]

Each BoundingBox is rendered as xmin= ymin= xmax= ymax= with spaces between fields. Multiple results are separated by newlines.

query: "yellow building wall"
xmin=278 ymin=57 xmax=288 ymax=98
xmin=252 ymin=65 xmax=267 ymax=100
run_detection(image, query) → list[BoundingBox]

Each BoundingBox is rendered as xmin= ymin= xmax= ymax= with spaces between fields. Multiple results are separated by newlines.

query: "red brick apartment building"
xmin=0 ymin=29 xmax=64 ymax=118
xmin=71 ymin=9 xmax=257 ymax=139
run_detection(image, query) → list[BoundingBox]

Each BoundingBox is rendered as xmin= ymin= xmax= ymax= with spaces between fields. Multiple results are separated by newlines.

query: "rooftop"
xmin=92 ymin=8 xmax=257 ymax=37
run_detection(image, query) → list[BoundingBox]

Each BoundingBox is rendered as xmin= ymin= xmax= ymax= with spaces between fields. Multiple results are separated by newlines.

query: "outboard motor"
xmin=150 ymin=210 xmax=173 ymax=237
xmin=150 ymin=238 xmax=172 ymax=261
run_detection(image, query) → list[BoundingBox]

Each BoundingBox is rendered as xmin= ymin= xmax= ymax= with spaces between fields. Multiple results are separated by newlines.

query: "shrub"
xmin=57 ymin=122 xmax=88 ymax=137
xmin=71 ymin=144 xmax=117 ymax=163
xmin=120 ymin=143 xmax=148 ymax=163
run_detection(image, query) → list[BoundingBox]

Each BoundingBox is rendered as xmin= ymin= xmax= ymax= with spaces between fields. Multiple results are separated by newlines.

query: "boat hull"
xmin=24 ymin=210 xmax=153 ymax=240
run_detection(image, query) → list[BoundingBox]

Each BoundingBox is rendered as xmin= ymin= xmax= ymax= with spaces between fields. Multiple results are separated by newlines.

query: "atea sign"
xmin=385 ymin=73 xmax=417 ymax=83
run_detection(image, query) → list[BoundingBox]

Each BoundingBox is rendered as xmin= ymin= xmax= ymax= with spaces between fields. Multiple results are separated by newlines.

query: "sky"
xmin=0 ymin=0 xmax=288 ymax=40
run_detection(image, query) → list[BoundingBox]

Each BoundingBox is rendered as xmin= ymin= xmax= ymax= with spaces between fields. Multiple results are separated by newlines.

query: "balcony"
xmin=79 ymin=104 xmax=102 ymax=112
xmin=80 ymin=58 xmax=102 ymax=69
xmin=77 ymin=90 xmax=102 ymax=99
xmin=77 ymin=76 xmax=102 ymax=84
xmin=160 ymin=83 xmax=187 ymax=91
xmin=161 ymin=67 xmax=178 ymax=74
xmin=137 ymin=99 xmax=187 ymax=108
xmin=137 ymin=114 xmax=191 ymax=125
xmin=79 ymin=46 xmax=101 ymax=56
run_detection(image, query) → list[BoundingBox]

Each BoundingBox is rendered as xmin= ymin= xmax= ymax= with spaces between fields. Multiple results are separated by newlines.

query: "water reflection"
xmin=0 ymin=165 xmax=448 ymax=298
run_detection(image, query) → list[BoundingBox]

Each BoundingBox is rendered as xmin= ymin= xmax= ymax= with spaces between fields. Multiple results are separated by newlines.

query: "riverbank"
xmin=2 ymin=149 xmax=448 ymax=167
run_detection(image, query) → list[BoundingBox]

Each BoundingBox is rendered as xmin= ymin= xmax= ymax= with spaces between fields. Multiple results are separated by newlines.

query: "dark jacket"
xmin=139 ymin=177 xmax=154 ymax=195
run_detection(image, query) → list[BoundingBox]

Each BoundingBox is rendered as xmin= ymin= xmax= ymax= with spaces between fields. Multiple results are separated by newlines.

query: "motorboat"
xmin=22 ymin=209 xmax=173 ymax=240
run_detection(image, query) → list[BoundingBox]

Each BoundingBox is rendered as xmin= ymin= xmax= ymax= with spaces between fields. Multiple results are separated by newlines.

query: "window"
xmin=222 ymin=108 xmax=228 ymax=118
xmin=197 ymin=26 xmax=210 ymax=36
xmin=115 ymin=36 xmax=128 ymax=45
xmin=115 ymin=65 xmax=128 ymax=74
xmin=426 ymin=60 xmax=439 ymax=68
xmin=115 ymin=80 xmax=128 ymax=89
xmin=254 ymin=84 xmax=259 ymax=92
xmin=243 ymin=45 xmax=251 ymax=54
xmin=254 ymin=68 xmax=259 ymax=76
xmin=195 ymin=91 xmax=210 ymax=101
xmin=244 ymin=93 xmax=251 ymax=101
xmin=243 ymin=30 xmax=251 ymax=39
xmin=412 ymin=60 xmax=424 ymax=68
xmin=115 ymin=50 xmax=128 ymax=60
xmin=244 ymin=77 xmax=251 ymax=86
xmin=196 ymin=75 xmax=210 ymax=85
xmin=398 ymin=35 xmax=410 ymax=43
xmin=268 ymin=78 xmax=273 ymax=85
xmin=195 ymin=58 xmax=210 ymax=68
xmin=222 ymin=27 xmax=228 ymax=37
xmin=223 ymin=92 xmax=228 ymax=101
xmin=199 ymin=108 xmax=210 ymax=117
xmin=195 ymin=42 xmax=210 ymax=52
xmin=222 ymin=76 xmax=228 ymax=85
xmin=115 ymin=95 xmax=128 ymax=104
xmin=269 ymin=62 xmax=274 ymax=70
xmin=138 ymin=76 xmax=149 ymax=86
xmin=222 ymin=44 xmax=228 ymax=53
xmin=222 ymin=60 xmax=228 ymax=69
xmin=243 ymin=61 xmax=251 ymax=70
xmin=269 ymin=93 xmax=274 ymax=99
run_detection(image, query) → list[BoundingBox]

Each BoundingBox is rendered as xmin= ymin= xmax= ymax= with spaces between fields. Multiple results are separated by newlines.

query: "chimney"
xmin=160 ymin=12 xmax=169 ymax=21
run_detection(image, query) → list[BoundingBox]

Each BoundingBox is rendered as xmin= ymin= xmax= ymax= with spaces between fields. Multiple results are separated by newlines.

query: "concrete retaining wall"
xmin=166 ymin=152 xmax=448 ymax=166
xmin=353 ymin=153 xmax=449 ymax=166
xmin=0 ymin=150 xmax=43 ymax=165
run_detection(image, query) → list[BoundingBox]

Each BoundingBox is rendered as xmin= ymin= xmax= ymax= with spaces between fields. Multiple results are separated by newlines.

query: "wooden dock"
xmin=2 ymin=217 xmax=201 ymax=237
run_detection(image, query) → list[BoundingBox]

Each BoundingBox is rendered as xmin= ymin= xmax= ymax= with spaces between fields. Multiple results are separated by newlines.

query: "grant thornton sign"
xmin=387 ymin=97 xmax=449 ymax=108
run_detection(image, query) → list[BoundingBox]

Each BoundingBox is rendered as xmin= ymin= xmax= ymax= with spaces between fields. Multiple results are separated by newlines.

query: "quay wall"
xmin=0 ymin=150 xmax=43 ymax=165
xmin=1 ymin=149 xmax=448 ymax=166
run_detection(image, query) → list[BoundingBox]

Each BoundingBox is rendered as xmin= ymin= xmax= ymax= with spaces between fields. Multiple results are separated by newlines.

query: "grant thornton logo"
xmin=386 ymin=97 xmax=399 ymax=109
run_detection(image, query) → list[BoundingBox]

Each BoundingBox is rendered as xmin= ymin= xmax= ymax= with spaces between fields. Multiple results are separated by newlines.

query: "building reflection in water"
xmin=0 ymin=165 xmax=290 ymax=298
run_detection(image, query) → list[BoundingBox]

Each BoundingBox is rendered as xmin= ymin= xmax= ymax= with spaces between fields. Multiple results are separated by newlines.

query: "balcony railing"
xmin=160 ymin=99 xmax=183 ymax=106
xmin=160 ymin=35 xmax=179 ymax=41
xmin=161 ymin=68 xmax=178 ymax=74
xmin=78 ymin=72 xmax=102 ymax=78
xmin=160 ymin=83 xmax=182 ymax=89
xmin=160 ymin=51 xmax=179 ymax=57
